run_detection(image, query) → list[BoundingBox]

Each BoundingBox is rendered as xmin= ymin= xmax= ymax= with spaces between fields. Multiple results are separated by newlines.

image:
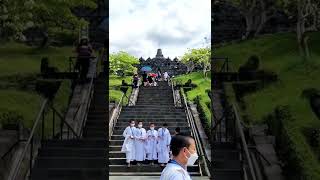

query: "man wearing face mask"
xmin=134 ymin=121 xmax=147 ymax=166
xmin=146 ymin=123 xmax=158 ymax=165
xmin=121 ymin=120 xmax=136 ymax=168
xmin=160 ymin=135 xmax=198 ymax=180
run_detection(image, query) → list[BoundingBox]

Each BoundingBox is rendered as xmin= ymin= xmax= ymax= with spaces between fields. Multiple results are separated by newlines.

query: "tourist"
xmin=174 ymin=127 xmax=181 ymax=136
xmin=148 ymin=74 xmax=153 ymax=86
xmin=121 ymin=120 xmax=136 ymax=168
xmin=135 ymin=121 xmax=147 ymax=166
xmin=146 ymin=123 xmax=158 ymax=165
xmin=75 ymin=37 xmax=93 ymax=82
xmin=157 ymin=123 xmax=172 ymax=167
xmin=163 ymin=72 xmax=169 ymax=81
xmin=142 ymin=71 xmax=148 ymax=86
xmin=157 ymin=68 xmax=162 ymax=81
xmin=132 ymin=74 xmax=139 ymax=88
xmin=160 ymin=135 xmax=198 ymax=180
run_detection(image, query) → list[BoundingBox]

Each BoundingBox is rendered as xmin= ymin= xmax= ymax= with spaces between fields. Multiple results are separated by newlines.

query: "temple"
xmin=138 ymin=49 xmax=188 ymax=76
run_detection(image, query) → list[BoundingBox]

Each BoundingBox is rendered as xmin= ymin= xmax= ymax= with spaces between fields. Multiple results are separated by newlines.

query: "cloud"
xmin=109 ymin=0 xmax=211 ymax=59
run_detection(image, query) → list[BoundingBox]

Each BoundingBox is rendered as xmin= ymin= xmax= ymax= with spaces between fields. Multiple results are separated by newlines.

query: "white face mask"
xmin=185 ymin=148 xmax=198 ymax=166
xmin=150 ymin=127 xmax=154 ymax=130
xmin=138 ymin=124 xmax=143 ymax=128
xmin=130 ymin=123 xmax=135 ymax=127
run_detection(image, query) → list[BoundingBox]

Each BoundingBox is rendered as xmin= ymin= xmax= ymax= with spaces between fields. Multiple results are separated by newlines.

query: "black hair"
xmin=170 ymin=135 xmax=194 ymax=156
xmin=163 ymin=123 xmax=168 ymax=127
xmin=175 ymin=127 xmax=181 ymax=133
xmin=129 ymin=120 xmax=134 ymax=123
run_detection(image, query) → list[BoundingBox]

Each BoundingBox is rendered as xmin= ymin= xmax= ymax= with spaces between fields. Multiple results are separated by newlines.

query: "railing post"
xmin=29 ymin=137 xmax=33 ymax=179
xmin=41 ymin=110 xmax=45 ymax=141
xmin=52 ymin=109 xmax=55 ymax=139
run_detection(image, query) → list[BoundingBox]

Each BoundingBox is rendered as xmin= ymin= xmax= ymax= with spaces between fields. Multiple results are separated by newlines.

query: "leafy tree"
xmin=278 ymin=0 xmax=320 ymax=60
xmin=109 ymin=51 xmax=139 ymax=76
xmin=226 ymin=0 xmax=277 ymax=39
xmin=181 ymin=47 xmax=211 ymax=78
xmin=0 ymin=0 xmax=97 ymax=46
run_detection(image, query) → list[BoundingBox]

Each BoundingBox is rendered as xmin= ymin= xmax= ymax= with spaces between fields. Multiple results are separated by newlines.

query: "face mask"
xmin=185 ymin=148 xmax=198 ymax=166
xmin=138 ymin=124 xmax=143 ymax=128
xmin=130 ymin=123 xmax=135 ymax=127
xmin=150 ymin=127 xmax=154 ymax=130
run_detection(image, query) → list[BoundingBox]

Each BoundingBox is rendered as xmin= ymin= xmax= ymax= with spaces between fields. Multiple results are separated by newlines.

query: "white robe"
xmin=121 ymin=126 xmax=136 ymax=163
xmin=134 ymin=127 xmax=147 ymax=161
xmin=160 ymin=162 xmax=192 ymax=180
xmin=157 ymin=128 xmax=171 ymax=163
xmin=146 ymin=129 xmax=158 ymax=160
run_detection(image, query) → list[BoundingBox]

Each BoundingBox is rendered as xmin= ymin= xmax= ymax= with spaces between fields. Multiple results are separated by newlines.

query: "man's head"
xmin=163 ymin=123 xmax=168 ymax=128
xmin=170 ymin=135 xmax=198 ymax=166
xmin=129 ymin=120 xmax=135 ymax=127
xmin=175 ymin=127 xmax=181 ymax=134
xmin=150 ymin=123 xmax=155 ymax=130
xmin=138 ymin=121 xmax=143 ymax=128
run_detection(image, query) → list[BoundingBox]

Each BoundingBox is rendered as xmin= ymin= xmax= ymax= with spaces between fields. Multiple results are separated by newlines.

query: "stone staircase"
xmin=109 ymin=81 xmax=201 ymax=176
xmin=30 ymin=75 xmax=108 ymax=180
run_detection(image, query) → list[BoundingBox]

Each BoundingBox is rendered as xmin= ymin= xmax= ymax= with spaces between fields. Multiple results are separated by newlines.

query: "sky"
xmin=109 ymin=0 xmax=211 ymax=59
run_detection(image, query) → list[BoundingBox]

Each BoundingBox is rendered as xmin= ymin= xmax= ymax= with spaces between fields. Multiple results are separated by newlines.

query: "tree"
xmin=226 ymin=0 xmax=276 ymax=39
xmin=0 ymin=0 xmax=97 ymax=46
xmin=109 ymin=51 xmax=139 ymax=76
xmin=279 ymin=0 xmax=320 ymax=60
xmin=181 ymin=47 xmax=211 ymax=78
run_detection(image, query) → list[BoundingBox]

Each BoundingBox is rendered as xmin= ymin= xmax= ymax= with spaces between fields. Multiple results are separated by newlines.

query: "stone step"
xmin=109 ymin=162 xmax=199 ymax=172
xmin=31 ymin=168 xmax=107 ymax=180
xmin=212 ymin=170 xmax=243 ymax=180
xmin=112 ymin=130 xmax=191 ymax=136
xmin=109 ymin=172 xmax=201 ymax=177
xmin=119 ymin=114 xmax=186 ymax=118
xmin=212 ymin=142 xmax=237 ymax=150
xmin=34 ymin=157 xmax=105 ymax=168
xmin=213 ymin=159 xmax=242 ymax=170
xmin=212 ymin=150 xmax=240 ymax=160
xmin=121 ymin=107 xmax=184 ymax=112
xmin=117 ymin=118 xmax=186 ymax=121
xmin=42 ymin=140 xmax=107 ymax=148
xmin=120 ymin=111 xmax=185 ymax=115
xmin=115 ymin=122 xmax=188 ymax=127
xmin=38 ymin=147 xmax=106 ymax=158
xmin=113 ymin=126 xmax=190 ymax=132
xmin=136 ymin=103 xmax=174 ymax=106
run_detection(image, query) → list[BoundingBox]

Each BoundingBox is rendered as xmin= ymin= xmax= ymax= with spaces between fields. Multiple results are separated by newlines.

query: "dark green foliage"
xmin=0 ymin=110 xmax=23 ymax=130
xmin=238 ymin=55 xmax=260 ymax=73
xmin=35 ymin=80 xmax=61 ymax=100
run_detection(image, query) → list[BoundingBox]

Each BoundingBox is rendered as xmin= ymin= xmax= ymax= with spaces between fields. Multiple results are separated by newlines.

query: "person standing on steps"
xmin=148 ymin=73 xmax=153 ymax=86
xmin=135 ymin=121 xmax=147 ymax=166
xmin=142 ymin=71 xmax=148 ymax=86
xmin=160 ymin=135 xmax=198 ymax=180
xmin=75 ymin=37 xmax=93 ymax=83
xmin=132 ymin=74 xmax=139 ymax=88
xmin=157 ymin=123 xmax=172 ymax=167
xmin=146 ymin=123 xmax=158 ymax=165
xmin=174 ymin=127 xmax=181 ymax=136
xmin=121 ymin=120 xmax=136 ymax=168
xmin=163 ymin=71 xmax=169 ymax=81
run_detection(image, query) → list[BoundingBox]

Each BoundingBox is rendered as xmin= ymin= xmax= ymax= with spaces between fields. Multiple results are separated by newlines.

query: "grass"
xmin=0 ymin=42 xmax=74 ymax=129
xmin=214 ymin=32 xmax=320 ymax=179
xmin=109 ymin=75 xmax=133 ymax=104
xmin=174 ymin=72 xmax=211 ymax=134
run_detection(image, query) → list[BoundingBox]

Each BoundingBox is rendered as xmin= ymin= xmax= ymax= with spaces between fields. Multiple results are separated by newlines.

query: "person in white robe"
xmin=157 ymin=123 xmax=172 ymax=167
xmin=121 ymin=120 xmax=136 ymax=167
xmin=146 ymin=123 xmax=158 ymax=165
xmin=163 ymin=72 xmax=169 ymax=81
xmin=134 ymin=121 xmax=147 ymax=165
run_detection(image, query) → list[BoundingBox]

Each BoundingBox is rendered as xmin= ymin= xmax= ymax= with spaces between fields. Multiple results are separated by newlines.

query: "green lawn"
xmin=214 ymin=32 xmax=320 ymax=179
xmin=174 ymin=72 xmax=211 ymax=135
xmin=0 ymin=42 xmax=73 ymax=129
xmin=109 ymin=75 xmax=133 ymax=104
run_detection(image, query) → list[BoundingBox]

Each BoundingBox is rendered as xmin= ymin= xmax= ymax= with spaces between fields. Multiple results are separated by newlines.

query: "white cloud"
xmin=109 ymin=0 xmax=211 ymax=59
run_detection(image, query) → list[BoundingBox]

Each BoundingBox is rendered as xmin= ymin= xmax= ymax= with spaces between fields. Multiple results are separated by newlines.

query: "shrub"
xmin=238 ymin=55 xmax=260 ymax=73
xmin=0 ymin=110 xmax=23 ymax=130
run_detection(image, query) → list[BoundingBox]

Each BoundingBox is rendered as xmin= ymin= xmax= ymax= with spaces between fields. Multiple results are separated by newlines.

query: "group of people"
xmin=121 ymin=120 xmax=181 ymax=167
xmin=139 ymin=70 xmax=170 ymax=87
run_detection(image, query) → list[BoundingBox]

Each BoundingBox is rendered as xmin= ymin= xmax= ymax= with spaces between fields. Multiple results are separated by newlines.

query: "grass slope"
xmin=215 ymin=32 xmax=320 ymax=179
xmin=0 ymin=42 xmax=73 ymax=128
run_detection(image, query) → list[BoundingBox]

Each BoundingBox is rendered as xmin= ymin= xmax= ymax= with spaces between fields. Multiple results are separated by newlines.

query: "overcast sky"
xmin=109 ymin=0 xmax=211 ymax=59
